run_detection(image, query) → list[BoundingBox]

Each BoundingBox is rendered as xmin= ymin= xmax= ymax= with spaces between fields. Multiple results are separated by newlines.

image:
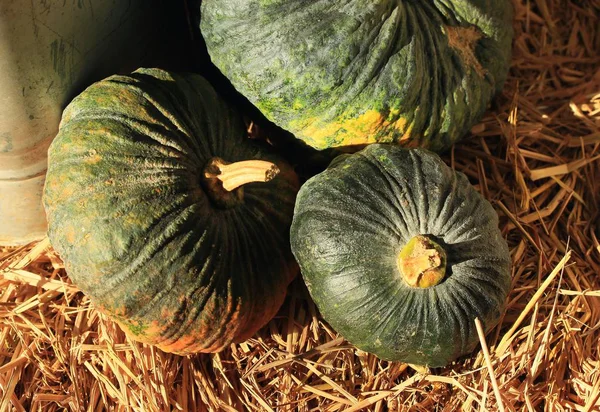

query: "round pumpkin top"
xmin=43 ymin=68 xmax=299 ymax=354
xmin=290 ymin=144 xmax=511 ymax=367
xmin=200 ymin=0 xmax=513 ymax=152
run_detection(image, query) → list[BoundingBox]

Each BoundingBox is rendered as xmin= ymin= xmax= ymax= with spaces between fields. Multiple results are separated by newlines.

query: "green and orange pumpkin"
xmin=43 ymin=68 xmax=299 ymax=354
xmin=200 ymin=0 xmax=513 ymax=151
xmin=290 ymin=144 xmax=511 ymax=367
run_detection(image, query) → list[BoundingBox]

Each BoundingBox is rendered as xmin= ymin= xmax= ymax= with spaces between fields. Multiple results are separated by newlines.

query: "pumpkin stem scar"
xmin=445 ymin=25 xmax=485 ymax=78
xmin=204 ymin=158 xmax=280 ymax=191
xmin=397 ymin=235 xmax=447 ymax=288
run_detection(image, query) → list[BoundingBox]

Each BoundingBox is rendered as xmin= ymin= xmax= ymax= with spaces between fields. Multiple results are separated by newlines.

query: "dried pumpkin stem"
xmin=398 ymin=235 xmax=447 ymax=288
xmin=204 ymin=159 xmax=280 ymax=191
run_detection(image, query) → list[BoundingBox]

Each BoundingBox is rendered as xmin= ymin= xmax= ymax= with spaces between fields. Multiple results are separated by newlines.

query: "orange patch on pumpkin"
xmin=297 ymin=110 xmax=412 ymax=150
xmin=64 ymin=225 xmax=76 ymax=244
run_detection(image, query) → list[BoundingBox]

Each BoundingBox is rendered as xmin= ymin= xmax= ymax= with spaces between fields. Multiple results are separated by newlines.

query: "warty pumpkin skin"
xmin=43 ymin=68 xmax=300 ymax=354
xmin=290 ymin=144 xmax=511 ymax=367
xmin=200 ymin=1 xmax=513 ymax=152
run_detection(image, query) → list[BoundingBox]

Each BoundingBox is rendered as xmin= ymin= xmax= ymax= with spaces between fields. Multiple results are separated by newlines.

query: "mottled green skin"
xmin=201 ymin=0 xmax=513 ymax=151
xmin=43 ymin=68 xmax=299 ymax=354
xmin=290 ymin=145 xmax=511 ymax=367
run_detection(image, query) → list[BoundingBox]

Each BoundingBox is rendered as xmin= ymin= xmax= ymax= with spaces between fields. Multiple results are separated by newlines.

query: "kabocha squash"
xmin=290 ymin=144 xmax=511 ymax=367
xmin=43 ymin=68 xmax=299 ymax=354
xmin=200 ymin=1 xmax=513 ymax=152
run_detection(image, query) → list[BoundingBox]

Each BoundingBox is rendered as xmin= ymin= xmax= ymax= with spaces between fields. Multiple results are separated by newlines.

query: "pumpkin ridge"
xmin=95 ymin=78 xmax=196 ymax=147
xmin=453 ymin=265 xmax=511 ymax=302
xmin=328 ymin=6 xmax=401 ymax=118
xmin=236 ymin=206 xmax=289 ymax=252
xmin=60 ymin=119 xmax=198 ymax=172
xmin=122 ymin=71 xmax=234 ymax=162
xmin=48 ymin=182 xmax=194 ymax=281
xmin=443 ymin=198 xmax=490 ymax=242
xmin=368 ymin=281 xmax=412 ymax=344
xmin=87 ymin=200 xmax=203 ymax=304
xmin=361 ymin=150 xmax=421 ymax=233
xmin=436 ymin=199 xmax=475 ymax=241
xmin=457 ymin=282 xmax=492 ymax=324
xmin=223 ymin=209 xmax=295 ymax=347
xmin=385 ymin=291 xmax=421 ymax=356
xmin=155 ymin=294 xmax=207 ymax=349
xmin=426 ymin=287 xmax=444 ymax=354
xmin=441 ymin=286 xmax=473 ymax=357
xmin=243 ymin=192 xmax=296 ymax=226
xmin=49 ymin=146 xmax=191 ymax=172
xmin=229 ymin=213 xmax=262 ymax=341
xmin=408 ymin=149 xmax=431 ymax=233
xmin=352 ymin=153 xmax=414 ymax=235
xmin=295 ymin=199 xmax=393 ymax=241
xmin=121 ymin=224 xmax=214 ymax=323
xmin=430 ymin=173 xmax=481 ymax=239
xmin=457 ymin=281 xmax=493 ymax=339
xmin=219 ymin=216 xmax=253 ymax=343
xmin=371 ymin=150 xmax=424 ymax=230
xmin=373 ymin=149 xmax=422 ymax=223
xmin=435 ymin=291 xmax=465 ymax=360
xmin=165 ymin=257 xmax=228 ymax=351
xmin=418 ymin=9 xmax=449 ymax=139
xmin=430 ymin=164 xmax=459 ymax=230
xmin=338 ymin=288 xmax=380 ymax=319
xmin=85 ymin=169 xmax=190 ymax=194
xmin=153 ymin=224 xmax=241 ymax=352
xmin=453 ymin=276 xmax=506 ymax=313
xmin=227 ymin=215 xmax=277 ymax=345
xmin=328 ymin=178 xmax=400 ymax=236
xmin=71 ymin=110 xmax=194 ymax=157
xmin=49 ymin=163 xmax=191 ymax=202
xmin=413 ymin=290 xmax=432 ymax=359
xmin=123 ymin=73 xmax=198 ymax=140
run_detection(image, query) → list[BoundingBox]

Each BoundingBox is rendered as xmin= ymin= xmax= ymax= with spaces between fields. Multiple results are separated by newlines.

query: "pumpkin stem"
xmin=204 ymin=158 xmax=280 ymax=191
xmin=397 ymin=235 xmax=446 ymax=288
xmin=202 ymin=157 xmax=280 ymax=209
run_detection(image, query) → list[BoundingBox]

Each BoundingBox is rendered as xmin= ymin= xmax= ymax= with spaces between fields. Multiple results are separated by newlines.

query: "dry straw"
xmin=1 ymin=0 xmax=600 ymax=410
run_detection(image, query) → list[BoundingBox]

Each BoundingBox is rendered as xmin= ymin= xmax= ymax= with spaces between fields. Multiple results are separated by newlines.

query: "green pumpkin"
xmin=200 ymin=1 xmax=513 ymax=152
xmin=43 ymin=68 xmax=299 ymax=354
xmin=290 ymin=144 xmax=511 ymax=367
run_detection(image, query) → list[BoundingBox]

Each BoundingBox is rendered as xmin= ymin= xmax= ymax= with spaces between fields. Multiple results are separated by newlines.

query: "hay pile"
xmin=1 ymin=0 xmax=599 ymax=410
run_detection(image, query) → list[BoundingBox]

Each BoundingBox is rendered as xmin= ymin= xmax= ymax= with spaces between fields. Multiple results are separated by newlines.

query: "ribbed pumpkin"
xmin=290 ymin=144 xmax=511 ymax=367
xmin=43 ymin=68 xmax=299 ymax=354
xmin=200 ymin=1 xmax=513 ymax=152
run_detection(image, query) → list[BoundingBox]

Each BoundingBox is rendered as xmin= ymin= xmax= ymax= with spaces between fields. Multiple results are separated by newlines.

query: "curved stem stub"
xmin=202 ymin=157 xmax=279 ymax=208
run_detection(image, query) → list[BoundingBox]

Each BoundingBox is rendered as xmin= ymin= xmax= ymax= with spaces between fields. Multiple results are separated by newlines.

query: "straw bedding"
xmin=1 ymin=0 xmax=599 ymax=410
